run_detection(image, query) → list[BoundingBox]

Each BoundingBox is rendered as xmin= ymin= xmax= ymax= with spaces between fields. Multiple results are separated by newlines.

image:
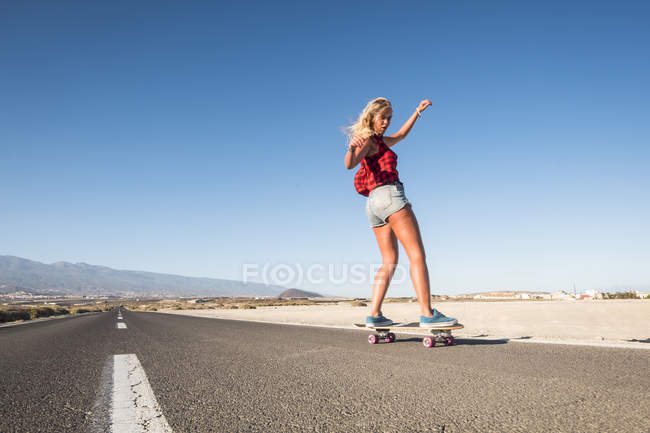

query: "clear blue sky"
xmin=2 ymin=1 xmax=649 ymax=296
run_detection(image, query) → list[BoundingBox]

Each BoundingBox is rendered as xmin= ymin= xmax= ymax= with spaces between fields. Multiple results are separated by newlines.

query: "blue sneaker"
xmin=420 ymin=310 xmax=457 ymax=328
xmin=365 ymin=314 xmax=393 ymax=328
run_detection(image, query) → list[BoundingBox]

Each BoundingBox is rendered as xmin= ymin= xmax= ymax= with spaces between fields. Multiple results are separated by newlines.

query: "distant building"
xmin=551 ymin=291 xmax=573 ymax=300
xmin=584 ymin=290 xmax=603 ymax=300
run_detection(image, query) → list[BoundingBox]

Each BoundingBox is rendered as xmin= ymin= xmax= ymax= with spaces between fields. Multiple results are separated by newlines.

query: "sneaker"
xmin=420 ymin=310 xmax=457 ymax=328
xmin=365 ymin=314 xmax=393 ymax=327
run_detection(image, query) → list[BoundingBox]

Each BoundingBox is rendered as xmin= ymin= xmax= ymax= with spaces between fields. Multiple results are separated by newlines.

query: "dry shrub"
xmin=253 ymin=300 xmax=315 ymax=307
xmin=0 ymin=308 xmax=31 ymax=323
xmin=54 ymin=307 xmax=70 ymax=315
xmin=1 ymin=306 xmax=71 ymax=323
xmin=71 ymin=307 xmax=94 ymax=314
xmin=384 ymin=298 xmax=411 ymax=303
xmin=29 ymin=306 xmax=57 ymax=319
xmin=350 ymin=300 xmax=367 ymax=307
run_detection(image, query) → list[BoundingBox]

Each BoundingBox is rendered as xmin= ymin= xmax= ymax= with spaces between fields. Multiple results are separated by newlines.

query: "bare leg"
xmin=387 ymin=204 xmax=434 ymax=317
xmin=369 ymin=223 xmax=398 ymax=317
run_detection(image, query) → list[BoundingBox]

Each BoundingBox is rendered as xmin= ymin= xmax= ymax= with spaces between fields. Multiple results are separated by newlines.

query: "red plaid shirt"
xmin=354 ymin=135 xmax=400 ymax=196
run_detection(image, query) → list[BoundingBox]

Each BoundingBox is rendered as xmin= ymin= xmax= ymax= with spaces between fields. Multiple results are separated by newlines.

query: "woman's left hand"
xmin=417 ymin=99 xmax=432 ymax=113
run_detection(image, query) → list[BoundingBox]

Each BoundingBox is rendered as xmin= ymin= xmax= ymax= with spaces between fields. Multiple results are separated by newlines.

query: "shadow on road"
xmin=453 ymin=338 xmax=509 ymax=346
xmin=389 ymin=337 xmax=509 ymax=346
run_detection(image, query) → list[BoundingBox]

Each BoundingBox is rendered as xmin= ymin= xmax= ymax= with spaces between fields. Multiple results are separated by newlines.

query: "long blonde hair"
xmin=345 ymin=97 xmax=392 ymax=139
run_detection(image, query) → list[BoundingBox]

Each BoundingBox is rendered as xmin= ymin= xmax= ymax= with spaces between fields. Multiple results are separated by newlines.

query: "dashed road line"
xmin=117 ymin=322 xmax=127 ymax=329
xmin=112 ymin=354 xmax=173 ymax=432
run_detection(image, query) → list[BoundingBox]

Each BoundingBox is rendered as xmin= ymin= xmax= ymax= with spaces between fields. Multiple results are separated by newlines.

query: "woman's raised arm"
xmin=383 ymin=99 xmax=432 ymax=147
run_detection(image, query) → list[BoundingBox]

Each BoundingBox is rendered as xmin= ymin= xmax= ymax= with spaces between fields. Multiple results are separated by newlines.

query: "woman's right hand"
xmin=417 ymin=99 xmax=432 ymax=113
xmin=348 ymin=135 xmax=368 ymax=153
xmin=345 ymin=135 xmax=371 ymax=169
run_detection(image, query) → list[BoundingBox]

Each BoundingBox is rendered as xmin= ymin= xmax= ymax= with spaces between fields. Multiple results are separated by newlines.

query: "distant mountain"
xmin=0 ymin=255 xmax=285 ymax=297
xmin=278 ymin=288 xmax=323 ymax=298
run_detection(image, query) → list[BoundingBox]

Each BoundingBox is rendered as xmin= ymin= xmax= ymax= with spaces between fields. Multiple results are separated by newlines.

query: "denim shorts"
xmin=365 ymin=182 xmax=410 ymax=227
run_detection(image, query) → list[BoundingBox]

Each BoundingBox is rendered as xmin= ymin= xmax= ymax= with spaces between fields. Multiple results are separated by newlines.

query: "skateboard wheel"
xmin=387 ymin=332 xmax=396 ymax=343
xmin=422 ymin=336 xmax=435 ymax=348
xmin=444 ymin=337 xmax=455 ymax=346
xmin=368 ymin=334 xmax=378 ymax=344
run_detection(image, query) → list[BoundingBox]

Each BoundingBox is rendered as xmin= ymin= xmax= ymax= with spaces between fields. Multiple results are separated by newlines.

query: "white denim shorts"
xmin=365 ymin=182 xmax=410 ymax=227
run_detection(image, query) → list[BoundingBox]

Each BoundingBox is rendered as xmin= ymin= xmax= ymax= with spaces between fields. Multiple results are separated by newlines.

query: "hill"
xmin=0 ymin=255 xmax=284 ymax=297
xmin=277 ymin=288 xmax=323 ymax=298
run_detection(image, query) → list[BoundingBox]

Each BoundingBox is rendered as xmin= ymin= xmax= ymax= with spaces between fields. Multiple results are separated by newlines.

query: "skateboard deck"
xmin=354 ymin=322 xmax=464 ymax=348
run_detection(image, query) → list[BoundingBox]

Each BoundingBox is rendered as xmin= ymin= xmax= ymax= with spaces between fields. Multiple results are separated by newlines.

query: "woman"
xmin=344 ymin=97 xmax=457 ymax=328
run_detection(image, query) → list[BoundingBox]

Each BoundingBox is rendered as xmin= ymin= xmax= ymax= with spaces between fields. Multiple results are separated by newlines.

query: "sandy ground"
xmin=160 ymin=300 xmax=650 ymax=347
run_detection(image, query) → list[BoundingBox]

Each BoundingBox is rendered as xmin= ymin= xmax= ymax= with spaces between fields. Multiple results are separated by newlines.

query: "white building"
xmin=551 ymin=291 xmax=573 ymax=300
xmin=584 ymin=290 xmax=603 ymax=300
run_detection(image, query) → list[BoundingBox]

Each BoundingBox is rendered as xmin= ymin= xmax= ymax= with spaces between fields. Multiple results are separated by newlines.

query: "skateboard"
xmin=354 ymin=322 xmax=464 ymax=348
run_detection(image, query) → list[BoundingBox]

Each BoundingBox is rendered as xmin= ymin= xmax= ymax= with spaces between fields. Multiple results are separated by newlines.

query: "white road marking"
xmin=112 ymin=354 xmax=173 ymax=432
xmin=117 ymin=322 xmax=127 ymax=329
xmin=509 ymin=338 xmax=650 ymax=350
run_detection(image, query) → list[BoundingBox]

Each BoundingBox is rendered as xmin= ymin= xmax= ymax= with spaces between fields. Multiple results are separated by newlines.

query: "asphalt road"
xmin=1 ymin=310 xmax=648 ymax=432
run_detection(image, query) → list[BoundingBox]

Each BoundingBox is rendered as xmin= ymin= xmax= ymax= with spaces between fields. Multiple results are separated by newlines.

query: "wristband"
xmin=416 ymin=108 xmax=422 ymax=117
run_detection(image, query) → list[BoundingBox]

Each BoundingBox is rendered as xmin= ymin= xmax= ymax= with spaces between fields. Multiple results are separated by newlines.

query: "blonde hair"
xmin=345 ymin=97 xmax=392 ymax=139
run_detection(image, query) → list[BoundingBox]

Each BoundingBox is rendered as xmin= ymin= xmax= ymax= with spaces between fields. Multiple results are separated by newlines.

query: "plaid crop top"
xmin=353 ymin=135 xmax=400 ymax=197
